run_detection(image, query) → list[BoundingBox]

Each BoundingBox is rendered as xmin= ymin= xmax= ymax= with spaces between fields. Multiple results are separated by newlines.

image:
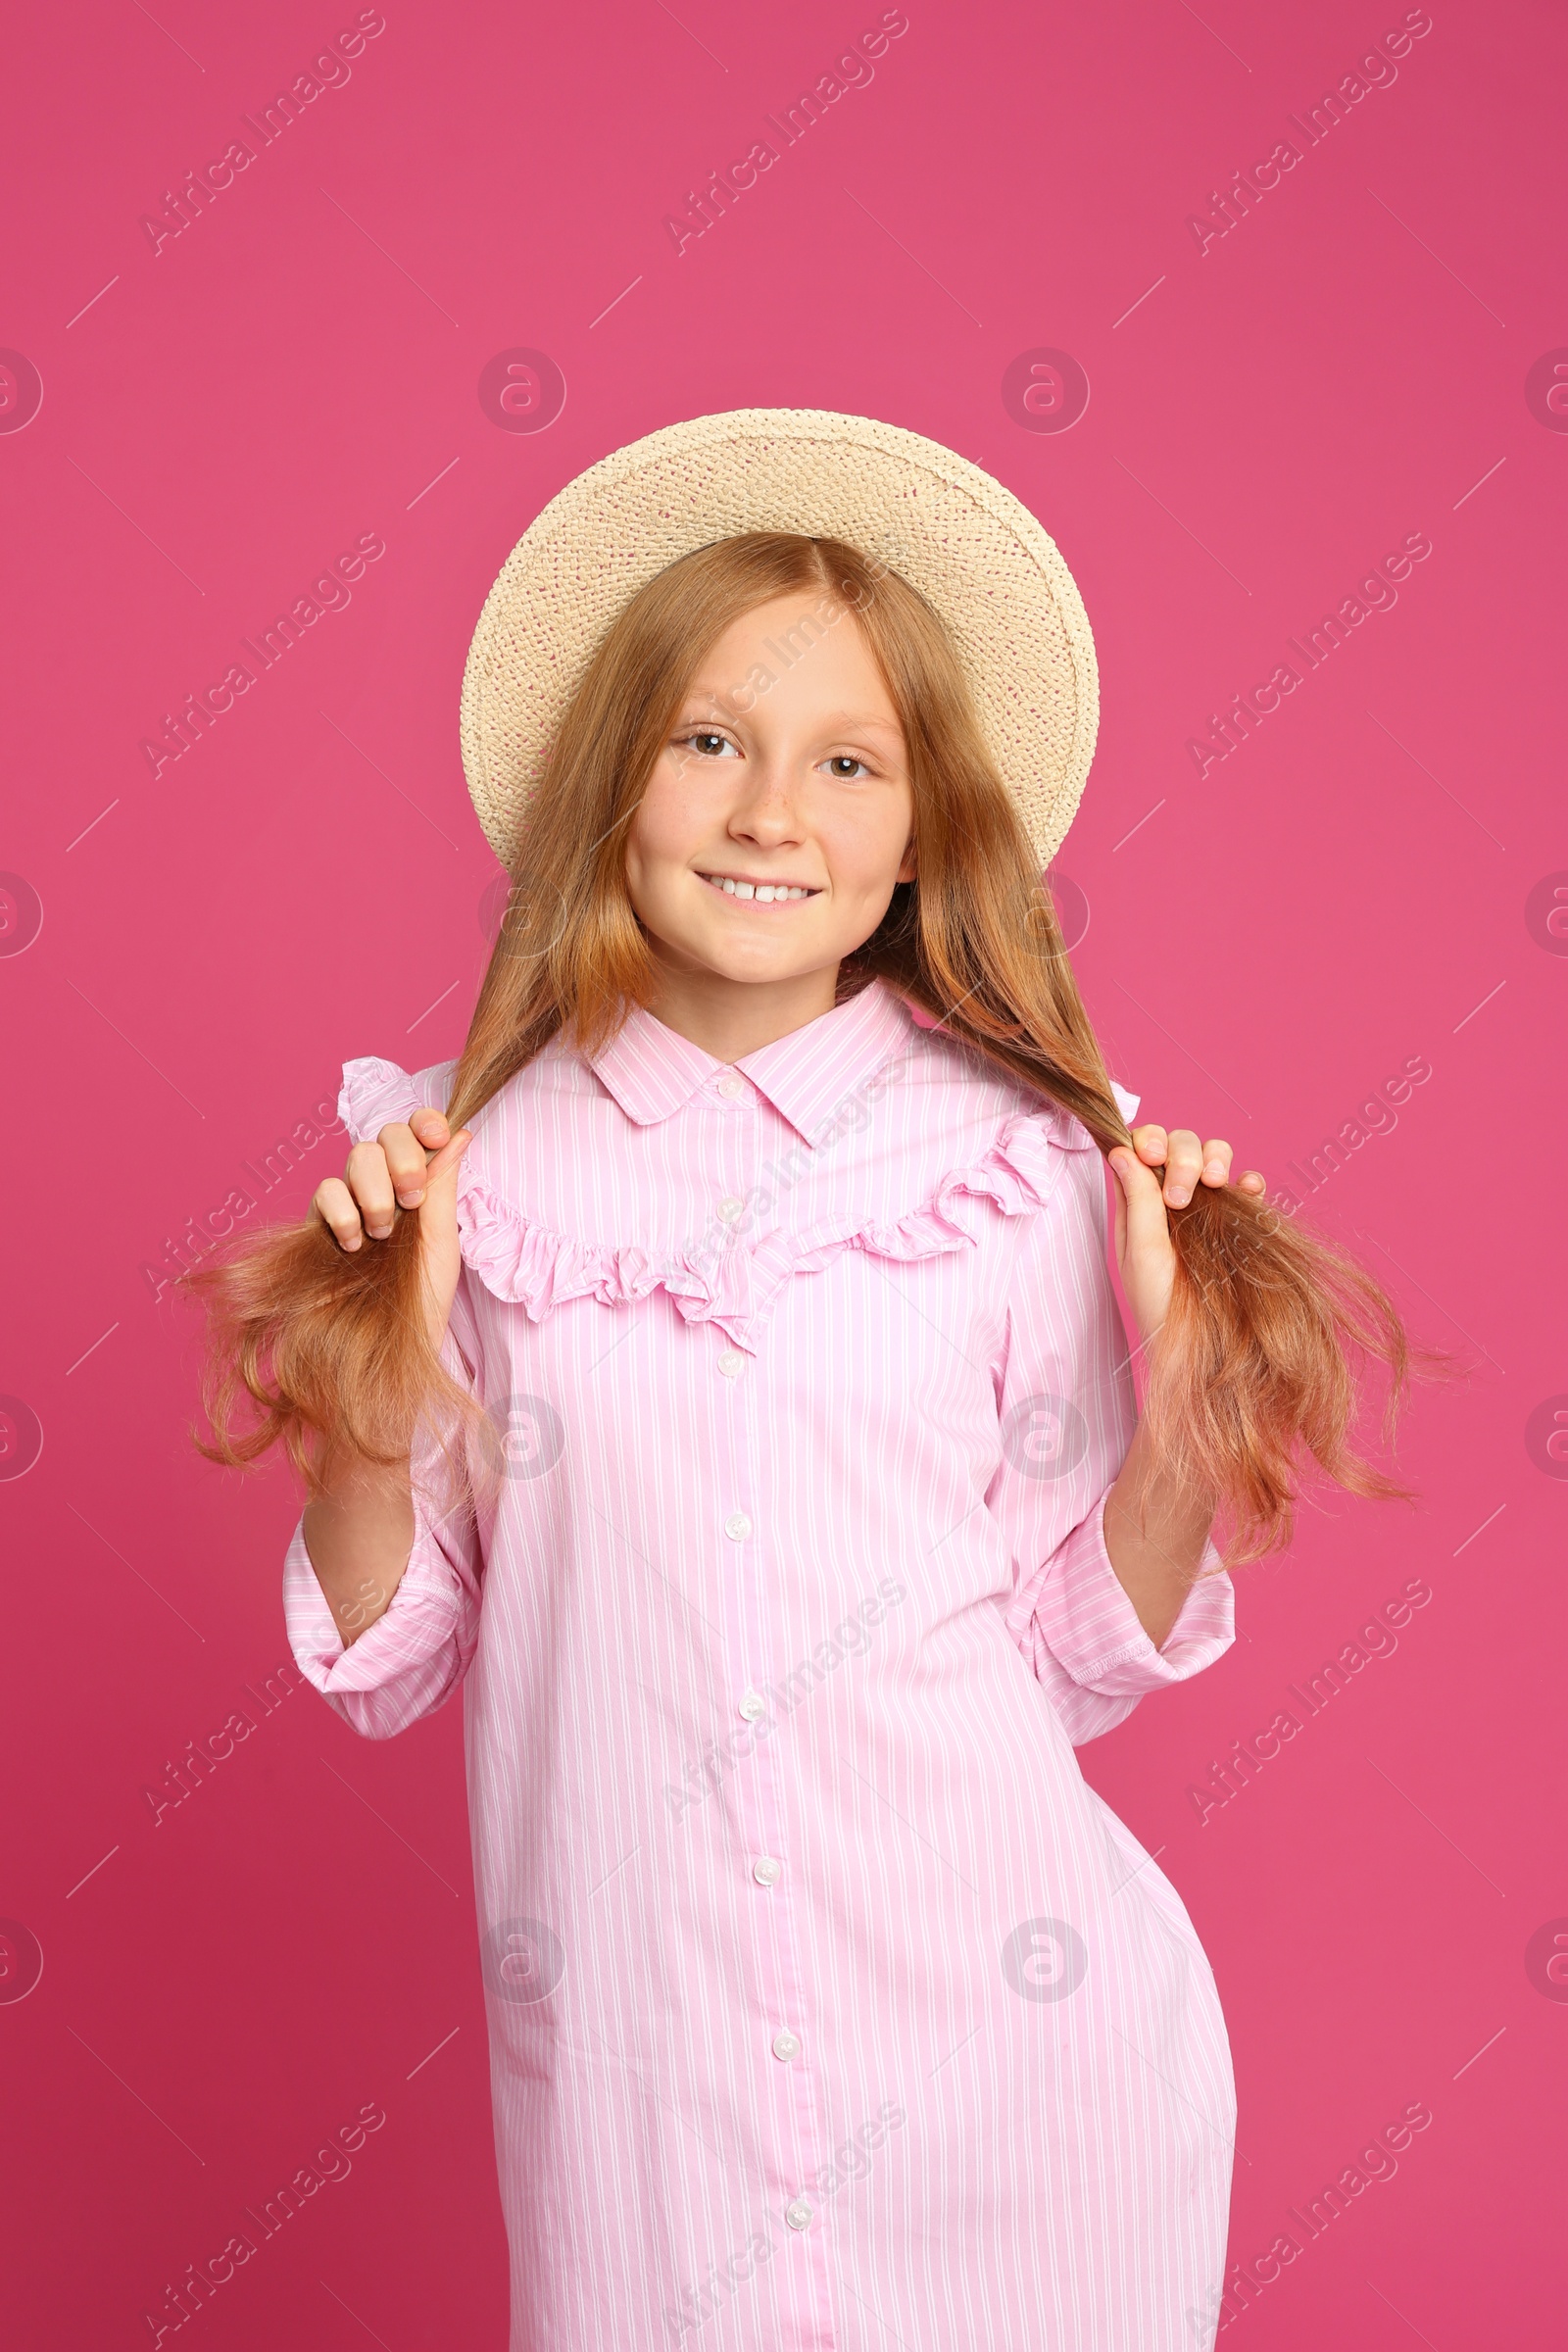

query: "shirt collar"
xmin=584 ymin=976 xmax=918 ymax=1148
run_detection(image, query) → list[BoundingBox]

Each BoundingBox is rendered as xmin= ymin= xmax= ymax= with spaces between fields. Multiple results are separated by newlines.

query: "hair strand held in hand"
xmin=186 ymin=1204 xmax=478 ymax=1495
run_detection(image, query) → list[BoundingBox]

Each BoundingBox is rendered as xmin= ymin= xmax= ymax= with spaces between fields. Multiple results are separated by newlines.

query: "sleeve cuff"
xmin=1022 ymin=1486 xmax=1235 ymax=1696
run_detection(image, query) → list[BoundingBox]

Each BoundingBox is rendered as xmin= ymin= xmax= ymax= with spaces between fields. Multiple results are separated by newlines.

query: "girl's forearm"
xmin=1102 ymin=1415 xmax=1217 ymax=1650
xmin=301 ymin=1453 xmax=417 ymax=1646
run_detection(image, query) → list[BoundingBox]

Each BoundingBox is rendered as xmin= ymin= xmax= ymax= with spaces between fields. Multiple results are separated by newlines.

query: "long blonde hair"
xmin=188 ymin=531 xmax=1435 ymax=1564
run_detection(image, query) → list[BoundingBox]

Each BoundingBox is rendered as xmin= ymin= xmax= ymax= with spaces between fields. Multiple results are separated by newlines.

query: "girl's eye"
xmin=825 ymin=755 xmax=872 ymax=780
xmin=680 ymin=730 xmax=738 ymax=759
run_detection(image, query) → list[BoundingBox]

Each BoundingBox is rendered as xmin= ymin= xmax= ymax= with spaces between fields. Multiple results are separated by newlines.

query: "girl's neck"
xmin=641 ymin=956 xmax=844 ymax=1065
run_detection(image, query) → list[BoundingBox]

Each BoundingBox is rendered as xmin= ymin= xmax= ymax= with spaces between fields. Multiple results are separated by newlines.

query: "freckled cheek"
xmin=625 ymin=775 xmax=709 ymax=894
xmin=657 ymin=755 xmax=744 ymax=841
xmin=813 ymin=814 xmax=911 ymax=906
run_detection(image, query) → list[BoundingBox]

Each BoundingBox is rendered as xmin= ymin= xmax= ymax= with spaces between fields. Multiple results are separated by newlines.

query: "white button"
xmin=717 ymin=1349 xmax=745 ymax=1379
xmin=784 ymin=2197 xmax=812 ymax=2231
xmin=737 ymin=1690 xmax=767 ymax=1722
xmin=724 ymin=1510 xmax=752 ymax=1541
xmin=752 ymin=1855 xmax=782 ymax=1887
xmin=771 ymin=2029 xmax=802 ymax=2062
xmin=717 ymin=1073 xmax=747 ymax=1101
xmin=716 ymin=1196 xmax=744 ymax=1222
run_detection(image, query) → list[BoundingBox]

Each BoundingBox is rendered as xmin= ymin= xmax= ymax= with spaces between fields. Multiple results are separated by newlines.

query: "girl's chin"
xmin=654 ymin=926 xmax=833 ymax=985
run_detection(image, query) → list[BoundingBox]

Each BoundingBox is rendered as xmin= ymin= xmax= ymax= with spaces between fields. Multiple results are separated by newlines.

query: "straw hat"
xmin=459 ymin=408 xmax=1099 ymax=872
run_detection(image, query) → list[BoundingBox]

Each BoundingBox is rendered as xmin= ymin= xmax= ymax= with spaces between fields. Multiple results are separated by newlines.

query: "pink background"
xmin=2 ymin=0 xmax=1563 ymax=2342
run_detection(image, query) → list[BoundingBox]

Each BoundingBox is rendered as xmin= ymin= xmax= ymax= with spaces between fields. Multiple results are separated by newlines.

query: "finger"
xmin=377 ymin=1119 xmax=436 ymax=1209
xmin=410 ymin=1132 xmax=472 ymax=1252
xmin=393 ymin=1108 xmax=454 ymax=1210
xmin=1108 ymin=1145 xmax=1174 ymax=1255
xmin=1161 ymin=1128 xmax=1204 ymax=1207
xmin=345 ymin=1140 xmax=397 ymax=1239
xmin=409 ymin=1106 xmax=451 ymax=1154
xmin=1130 ymin=1123 xmax=1167 ymax=1167
xmin=1200 ymin=1138 xmax=1235 ymax=1187
xmin=1236 ymin=1168 xmax=1266 ymax=1193
xmin=313 ymin=1175 xmax=368 ymax=1252
xmin=375 ymin=1114 xmax=432 ymax=1203
xmin=420 ymin=1128 xmax=471 ymax=1195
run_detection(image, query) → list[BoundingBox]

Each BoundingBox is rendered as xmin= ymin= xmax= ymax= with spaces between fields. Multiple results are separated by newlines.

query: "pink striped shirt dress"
xmin=283 ymin=974 xmax=1238 ymax=2349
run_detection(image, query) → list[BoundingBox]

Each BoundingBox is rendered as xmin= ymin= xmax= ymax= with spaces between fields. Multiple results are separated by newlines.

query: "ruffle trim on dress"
xmin=338 ymin=1054 xmax=1097 ymax=1354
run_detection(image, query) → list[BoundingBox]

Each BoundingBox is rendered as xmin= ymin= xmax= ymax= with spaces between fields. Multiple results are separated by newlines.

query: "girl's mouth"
xmin=697 ymin=870 xmax=822 ymax=905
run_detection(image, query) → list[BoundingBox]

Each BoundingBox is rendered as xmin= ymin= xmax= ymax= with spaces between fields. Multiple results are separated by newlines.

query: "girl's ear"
xmin=897 ymin=837 xmax=918 ymax=884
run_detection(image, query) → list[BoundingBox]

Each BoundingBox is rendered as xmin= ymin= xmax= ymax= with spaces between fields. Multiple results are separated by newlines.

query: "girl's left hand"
xmin=1107 ymin=1125 xmax=1266 ymax=1348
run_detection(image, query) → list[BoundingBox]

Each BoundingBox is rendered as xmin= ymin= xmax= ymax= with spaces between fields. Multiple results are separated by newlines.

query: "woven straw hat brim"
xmin=460 ymin=407 xmax=1099 ymax=872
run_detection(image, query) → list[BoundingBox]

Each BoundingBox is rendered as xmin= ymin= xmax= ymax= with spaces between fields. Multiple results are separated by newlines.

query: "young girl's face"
xmin=623 ymin=590 xmax=917 ymax=988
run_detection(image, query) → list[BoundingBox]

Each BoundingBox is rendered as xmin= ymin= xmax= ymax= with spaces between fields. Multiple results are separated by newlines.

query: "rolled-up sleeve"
xmin=283 ymin=1446 xmax=482 ymax=1740
xmin=285 ymin=1304 xmax=485 ymax=1739
xmin=1010 ymin=1489 xmax=1234 ymax=1744
xmin=989 ymin=1116 xmax=1236 ymax=1744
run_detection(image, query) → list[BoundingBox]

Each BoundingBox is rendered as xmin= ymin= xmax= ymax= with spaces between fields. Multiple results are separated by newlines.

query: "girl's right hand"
xmin=311 ymin=1111 xmax=472 ymax=1347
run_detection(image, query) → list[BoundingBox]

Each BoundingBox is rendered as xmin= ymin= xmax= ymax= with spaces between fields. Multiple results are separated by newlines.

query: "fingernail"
xmin=367 ymin=1222 xmax=393 ymax=1239
xmin=1168 ymin=1187 xmax=1191 ymax=1206
xmin=1202 ymin=1159 xmax=1225 ymax=1179
xmin=397 ymin=1190 xmax=425 ymax=1208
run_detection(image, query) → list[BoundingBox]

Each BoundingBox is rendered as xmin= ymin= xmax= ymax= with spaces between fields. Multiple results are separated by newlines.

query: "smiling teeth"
xmin=705 ymin=875 xmax=813 ymax=902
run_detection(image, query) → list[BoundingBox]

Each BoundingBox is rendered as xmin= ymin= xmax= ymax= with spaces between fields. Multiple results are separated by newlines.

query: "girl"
xmin=193 ymin=412 xmax=1413 ymax=2350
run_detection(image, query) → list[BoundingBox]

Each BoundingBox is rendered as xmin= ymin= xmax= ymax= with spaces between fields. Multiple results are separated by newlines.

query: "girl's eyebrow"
xmin=676 ymin=696 xmax=906 ymax=733
xmin=674 ymin=695 xmax=904 ymax=743
xmin=672 ymin=686 xmax=903 ymax=729
xmin=815 ymin=710 xmax=905 ymax=738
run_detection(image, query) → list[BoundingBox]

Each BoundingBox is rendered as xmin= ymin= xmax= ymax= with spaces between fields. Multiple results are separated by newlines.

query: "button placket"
xmin=712 ymin=1083 xmax=761 ymax=1768
xmin=735 ymin=1513 xmax=830 ymax=2290
xmin=707 ymin=1076 xmax=752 ymax=1376
xmin=708 ymin=1087 xmax=830 ymax=2290
xmin=751 ymin=1755 xmax=830 ymax=2275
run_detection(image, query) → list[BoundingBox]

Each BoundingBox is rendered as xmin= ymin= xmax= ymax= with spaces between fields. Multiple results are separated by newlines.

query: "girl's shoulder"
xmin=873 ymin=1005 xmax=1140 ymax=1163
xmin=336 ymin=1029 xmax=595 ymax=1137
xmin=336 ymin=1053 xmax=461 ymax=1143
